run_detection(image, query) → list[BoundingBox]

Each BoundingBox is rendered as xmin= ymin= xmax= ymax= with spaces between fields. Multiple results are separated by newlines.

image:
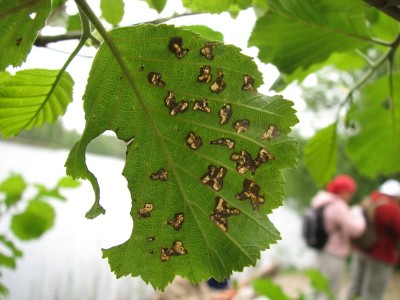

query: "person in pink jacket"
xmin=311 ymin=175 xmax=366 ymax=299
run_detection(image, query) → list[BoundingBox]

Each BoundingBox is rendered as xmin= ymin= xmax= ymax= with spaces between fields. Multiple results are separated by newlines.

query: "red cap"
xmin=326 ymin=175 xmax=357 ymax=195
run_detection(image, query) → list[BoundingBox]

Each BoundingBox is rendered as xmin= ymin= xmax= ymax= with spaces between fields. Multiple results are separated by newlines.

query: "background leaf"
xmin=0 ymin=173 xmax=27 ymax=207
xmin=100 ymin=0 xmax=124 ymax=26
xmin=0 ymin=0 xmax=51 ymax=71
xmin=304 ymin=123 xmax=338 ymax=186
xmin=346 ymin=74 xmax=400 ymax=177
xmin=0 ymin=69 xmax=74 ymax=138
xmin=11 ymin=200 xmax=55 ymax=240
xmin=65 ymin=24 xmax=298 ymax=289
xmin=248 ymin=0 xmax=370 ymax=77
xmin=143 ymin=0 xmax=168 ymax=13
xmin=182 ymin=25 xmax=224 ymax=42
xmin=252 ymin=278 xmax=290 ymax=300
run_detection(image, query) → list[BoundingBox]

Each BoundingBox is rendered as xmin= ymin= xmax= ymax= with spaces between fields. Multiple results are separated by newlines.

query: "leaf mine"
xmin=236 ymin=179 xmax=265 ymax=210
xmin=137 ymin=203 xmax=154 ymax=218
xmin=209 ymin=197 xmax=240 ymax=232
xmin=161 ymin=241 xmax=188 ymax=262
xmin=193 ymin=98 xmax=211 ymax=112
xmin=148 ymin=71 xmax=165 ymax=87
xmin=167 ymin=212 xmax=185 ymax=231
xmin=242 ymin=74 xmax=255 ymax=92
xmin=261 ymin=125 xmax=281 ymax=141
xmin=210 ymin=69 xmax=226 ymax=93
xmin=164 ymin=91 xmax=189 ymax=116
xmin=219 ymin=104 xmax=232 ymax=125
xmin=197 ymin=65 xmax=212 ymax=83
xmin=168 ymin=37 xmax=189 ymax=59
xmin=230 ymin=148 xmax=275 ymax=175
xmin=210 ymin=138 xmax=235 ymax=149
xmin=233 ymin=119 xmax=250 ymax=133
xmin=186 ymin=132 xmax=203 ymax=150
xmin=200 ymin=41 xmax=216 ymax=60
xmin=149 ymin=168 xmax=168 ymax=181
xmin=200 ymin=165 xmax=227 ymax=191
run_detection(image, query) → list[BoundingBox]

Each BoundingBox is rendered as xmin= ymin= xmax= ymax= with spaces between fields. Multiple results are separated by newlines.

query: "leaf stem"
xmin=74 ymin=0 xmax=143 ymax=100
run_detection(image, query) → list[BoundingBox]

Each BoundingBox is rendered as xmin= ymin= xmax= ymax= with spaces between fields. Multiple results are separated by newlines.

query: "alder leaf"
xmin=346 ymin=74 xmax=400 ymax=177
xmin=65 ymin=24 xmax=299 ymax=289
xmin=0 ymin=69 xmax=74 ymax=138
xmin=0 ymin=0 xmax=51 ymax=71
xmin=248 ymin=0 xmax=369 ymax=78
xmin=304 ymin=123 xmax=337 ymax=186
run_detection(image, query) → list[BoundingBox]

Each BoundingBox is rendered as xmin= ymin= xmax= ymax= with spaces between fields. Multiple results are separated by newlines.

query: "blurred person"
xmin=311 ymin=175 xmax=366 ymax=300
xmin=345 ymin=179 xmax=400 ymax=300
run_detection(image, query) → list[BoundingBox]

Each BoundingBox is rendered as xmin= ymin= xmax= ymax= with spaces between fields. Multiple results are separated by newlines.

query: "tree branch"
xmin=364 ymin=0 xmax=400 ymax=22
xmin=34 ymin=31 xmax=82 ymax=47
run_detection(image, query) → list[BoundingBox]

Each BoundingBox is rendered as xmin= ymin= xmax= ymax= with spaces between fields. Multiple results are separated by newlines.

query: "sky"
xmin=18 ymin=0 xmax=321 ymax=137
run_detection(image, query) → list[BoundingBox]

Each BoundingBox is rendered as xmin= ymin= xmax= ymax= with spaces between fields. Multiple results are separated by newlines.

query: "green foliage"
xmin=0 ymin=69 xmax=74 ymax=138
xmin=248 ymin=0 xmax=400 ymax=183
xmin=253 ymin=278 xmax=290 ymax=300
xmin=304 ymin=123 xmax=338 ymax=186
xmin=304 ymin=269 xmax=334 ymax=300
xmin=1 ymin=0 xmax=399 ymax=294
xmin=11 ymin=200 xmax=55 ymax=240
xmin=346 ymin=74 xmax=400 ymax=177
xmin=0 ymin=0 xmax=51 ymax=71
xmin=64 ymin=23 xmax=298 ymax=289
xmin=0 ymin=174 xmax=27 ymax=207
xmin=143 ymin=0 xmax=168 ymax=13
xmin=100 ymin=0 xmax=124 ymax=26
xmin=249 ymin=0 xmax=369 ymax=79
xmin=183 ymin=25 xmax=224 ymax=42
xmin=0 ymin=174 xmax=80 ymax=296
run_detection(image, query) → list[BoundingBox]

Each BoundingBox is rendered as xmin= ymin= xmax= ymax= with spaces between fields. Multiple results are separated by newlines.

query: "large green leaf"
xmin=65 ymin=24 xmax=298 ymax=289
xmin=304 ymin=123 xmax=338 ymax=186
xmin=248 ymin=0 xmax=370 ymax=77
xmin=0 ymin=69 xmax=74 ymax=138
xmin=346 ymin=74 xmax=400 ymax=177
xmin=0 ymin=0 xmax=51 ymax=71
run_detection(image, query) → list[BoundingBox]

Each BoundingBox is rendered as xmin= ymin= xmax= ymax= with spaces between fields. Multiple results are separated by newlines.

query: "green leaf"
xmin=346 ymin=74 xmax=400 ymax=177
xmin=56 ymin=176 xmax=81 ymax=188
xmin=0 ymin=0 xmax=51 ymax=71
xmin=32 ymin=176 xmax=80 ymax=201
xmin=304 ymin=123 xmax=337 ymax=186
xmin=67 ymin=13 xmax=82 ymax=32
xmin=11 ymin=200 xmax=55 ymax=240
xmin=0 ymin=68 xmax=74 ymax=138
xmin=248 ymin=0 xmax=370 ymax=76
xmin=143 ymin=0 xmax=168 ymax=13
xmin=0 ymin=253 xmax=16 ymax=269
xmin=304 ymin=269 xmax=333 ymax=300
xmin=182 ymin=0 xmax=252 ymax=14
xmin=252 ymin=278 xmax=290 ymax=300
xmin=182 ymin=25 xmax=224 ymax=42
xmin=0 ymin=173 xmax=27 ymax=207
xmin=100 ymin=0 xmax=124 ymax=26
xmin=0 ymin=283 xmax=9 ymax=297
xmin=65 ymin=24 xmax=298 ymax=289
xmin=0 ymin=235 xmax=23 ymax=258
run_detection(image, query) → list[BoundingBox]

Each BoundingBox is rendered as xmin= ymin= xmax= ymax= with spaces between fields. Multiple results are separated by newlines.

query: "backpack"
xmin=302 ymin=206 xmax=328 ymax=250
xmin=351 ymin=197 xmax=388 ymax=250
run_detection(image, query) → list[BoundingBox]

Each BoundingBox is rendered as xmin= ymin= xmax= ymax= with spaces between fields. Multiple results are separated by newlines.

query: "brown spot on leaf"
xmin=236 ymin=179 xmax=265 ymax=210
xmin=200 ymin=165 xmax=227 ymax=191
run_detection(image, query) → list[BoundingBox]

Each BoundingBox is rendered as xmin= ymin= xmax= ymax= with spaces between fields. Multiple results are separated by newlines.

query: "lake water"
xmin=0 ymin=141 xmax=315 ymax=300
